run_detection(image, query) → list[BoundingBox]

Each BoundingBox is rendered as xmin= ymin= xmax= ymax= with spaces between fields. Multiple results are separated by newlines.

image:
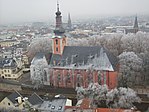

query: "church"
xmin=47 ymin=2 xmax=119 ymax=89
xmin=30 ymin=2 xmax=119 ymax=89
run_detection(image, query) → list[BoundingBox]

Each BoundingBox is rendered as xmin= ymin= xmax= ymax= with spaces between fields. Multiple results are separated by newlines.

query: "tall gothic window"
xmin=76 ymin=74 xmax=83 ymax=87
xmin=98 ymin=71 xmax=101 ymax=85
xmin=57 ymin=73 xmax=61 ymax=82
xmin=67 ymin=74 xmax=71 ymax=83
xmin=44 ymin=70 xmax=47 ymax=82
xmin=57 ymin=73 xmax=61 ymax=87
xmin=87 ymin=71 xmax=93 ymax=84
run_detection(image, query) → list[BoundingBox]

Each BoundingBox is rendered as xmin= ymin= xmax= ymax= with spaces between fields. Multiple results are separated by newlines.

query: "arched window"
xmin=65 ymin=73 xmax=71 ymax=87
xmin=56 ymin=47 xmax=58 ymax=52
xmin=57 ymin=73 xmax=61 ymax=82
xmin=57 ymin=73 xmax=61 ymax=87
xmin=87 ymin=70 xmax=93 ymax=84
xmin=98 ymin=71 xmax=101 ymax=85
xmin=56 ymin=39 xmax=58 ymax=45
xmin=66 ymin=74 xmax=71 ymax=83
xmin=76 ymin=74 xmax=83 ymax=87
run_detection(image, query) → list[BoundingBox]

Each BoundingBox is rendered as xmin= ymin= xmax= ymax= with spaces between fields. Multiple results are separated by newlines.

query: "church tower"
xmin=133 ymin=16 xmax=139 ymax=33
xmin=67 ymin=13 xmax=72 ymax=29
xmin=52 ymin=1 xmax=67 ymax=55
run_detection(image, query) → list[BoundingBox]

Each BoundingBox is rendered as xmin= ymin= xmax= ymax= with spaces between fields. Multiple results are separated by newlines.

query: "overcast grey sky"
xmin=0 ymin=0 xmax=149 ymax=24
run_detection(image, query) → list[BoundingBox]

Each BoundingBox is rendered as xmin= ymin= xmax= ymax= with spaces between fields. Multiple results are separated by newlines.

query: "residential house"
xmin=0 ymin=91 xmax=24 ymax=110
xmin=22 ymin=53 xmax=30 ymax=69
xmin=0 ymin=39 xmax=19 ymax=47
xmin=65 ymin=98 xmax=133 ymax=112
xmin=37 ymin=94 xmax=72 ymax=112
xmin=0 ymin=58 xmax=23 ymax=79
xmin=1 ymin=47 xmax=15 ymax=58
xmin=11 ymin=40 xmax=30 ymax=57
xmin=27 ymin=92 xmax=44 ymax=106
xmin=0 ymin=91 xmax=44 ymax=111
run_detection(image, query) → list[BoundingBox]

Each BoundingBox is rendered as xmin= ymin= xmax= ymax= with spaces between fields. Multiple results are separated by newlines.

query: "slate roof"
xmin=0 ymin=58 xmax=17 ymax=68
xmin=45 ymin=52 xmax=52 ymax=65
xmin=28 ymin=93 xmax=43 ymax=105
xmin=31 ymin=52 xmax=52 ymax=65
xmin=7 ymin=91 xmax=23 ymax=104
xmin=125 ymin=28 xmax=137 ymax=34
xmin=31 ymin=52 xmax=46 ymax=65
xmin=0 ymin=39 xmax=18 ymax=42
xmin=50 ymin=46 xmax=118 ymax=71
xmin=61 ymin=46 xmax=102 ymax=65
xmin=50 ymin=54 xmax=61 ymax=66
xmin=38 ymin=95 xmax=67 ymax=112
xmin=11 ymin=42 xmax=28 ymax=49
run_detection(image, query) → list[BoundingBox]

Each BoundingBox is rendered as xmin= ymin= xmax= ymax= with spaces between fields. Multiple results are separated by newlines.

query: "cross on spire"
xmin=57 ymin=0 xmax=60 ymax=12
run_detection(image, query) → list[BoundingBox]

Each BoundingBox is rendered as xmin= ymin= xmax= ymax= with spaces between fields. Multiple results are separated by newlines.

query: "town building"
xmin=0 ymin=58 xmax=23 ymax=79
xmin=125 ymin=16 xmax=139 ymax=34
xmin=49 ymin=46 xmax=118 ymax=89
xmin=46 ymin=2 xmax=119 ymax=89
xmin=0 ymin=39 xmax=19 ymax=47
xmin=29 ymin=2 xmax=118 ymax=89
xmin=0 ymin=91 xmax=24 ymax=110
xmin=0 ymin=91 xmax=135 ymax=112
xmin=37 ymin=94 xmax=72 ymax=112
xmin=0 ymin=91 xmax=44 ymax=111
xmin=103 ymin=16 xmax=139 ymax=34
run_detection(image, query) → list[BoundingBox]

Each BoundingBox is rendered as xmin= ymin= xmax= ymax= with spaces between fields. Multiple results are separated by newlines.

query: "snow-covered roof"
xmin=0 ymin=58 xmax=17 ymax=68
xmin=50 ymin=46 xmax=118 ymax=71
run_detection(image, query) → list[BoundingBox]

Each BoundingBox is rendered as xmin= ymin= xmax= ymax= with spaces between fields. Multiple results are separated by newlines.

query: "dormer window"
xmin=48 ymin=104 xmax=51 ymax=107
xmin=58 ymin=106 xmax=62 ymax=110
xmin=51 ymin=105 xmax=55 ymax=109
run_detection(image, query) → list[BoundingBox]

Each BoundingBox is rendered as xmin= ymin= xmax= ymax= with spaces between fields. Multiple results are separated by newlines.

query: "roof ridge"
xmin=31 ymin=92 xmax=44 ymax=101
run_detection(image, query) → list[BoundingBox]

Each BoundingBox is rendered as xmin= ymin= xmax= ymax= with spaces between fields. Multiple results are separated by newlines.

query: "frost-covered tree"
xmin=121 ymin=32 xmax=149 ymax=54
xmin=139 ymin=52 xmax=149 ymax=86
xmin=76 ymin=83 xmax=108 ymax=107
xmin=118 ymin=52 xmax=143 ymax=87
xmin=106 ymin=87 xmax=141 ymax=109
xmin=27 ymin=37 xmax=52 ymax=60
xmin=106 ymin=34 xmax=123 ymax=56
xmin=76 ymin=83 xmax=141 ymax=109
xmin=75 ymin=86 xmax=85 ymax=100
xmin=30 ymin=57 xmax=49 ymax=89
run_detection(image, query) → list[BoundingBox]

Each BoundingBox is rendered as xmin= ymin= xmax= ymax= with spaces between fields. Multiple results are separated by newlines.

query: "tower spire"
xmin=133 ymin=15 xmax=139 ymax=33
xmin=57 ymin=0 xmax=60 ymax=12
xmin=52 ymin=1 xmax=67 ymax=55
xmin=68 ymin=13 xmax=72 ymax=29
xmin=134 ymin=15 xmax=138 ymax=28
xmin=54 ymin=1 xmax=65 ymax=35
